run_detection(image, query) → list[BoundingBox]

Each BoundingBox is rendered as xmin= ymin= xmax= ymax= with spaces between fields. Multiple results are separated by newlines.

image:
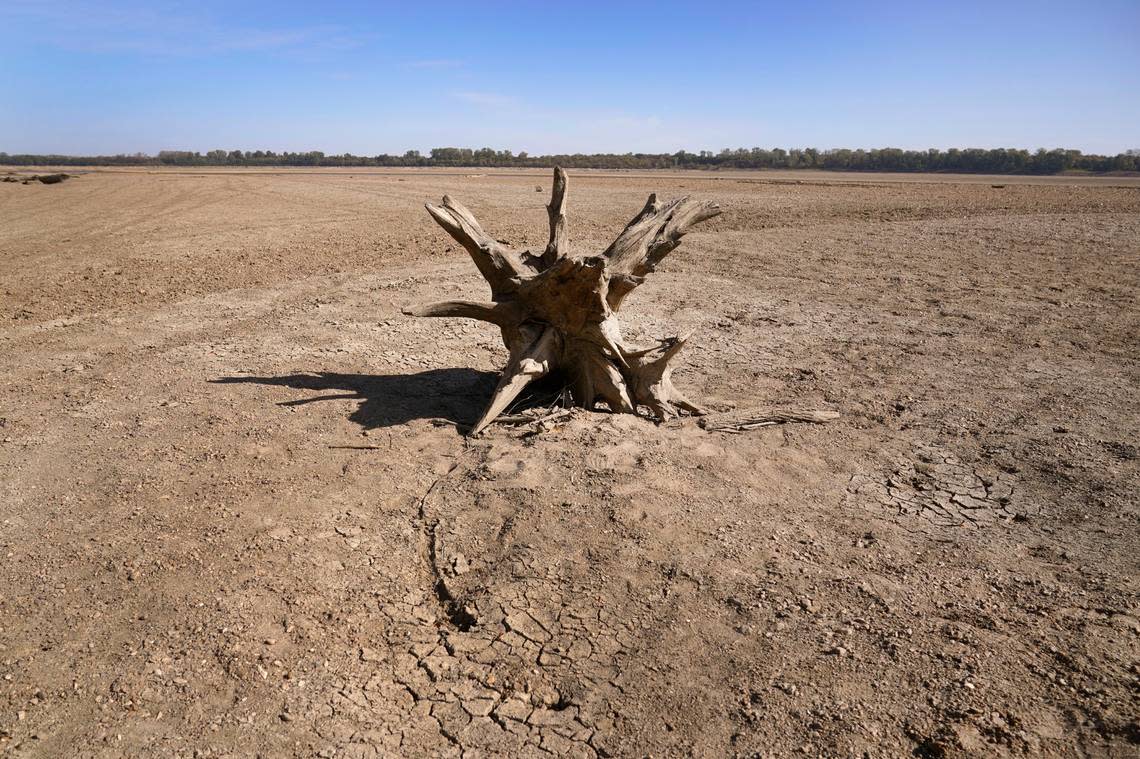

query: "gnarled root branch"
xmin=625 ymin=333 xmax=707 ymax=421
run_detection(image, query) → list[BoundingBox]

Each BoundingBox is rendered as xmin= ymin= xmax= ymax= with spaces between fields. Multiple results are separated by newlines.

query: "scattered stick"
xmin=697 ymin=407 xmax=839 ymax=433
xmin=494 ymin=408 xmax=572 ymax=426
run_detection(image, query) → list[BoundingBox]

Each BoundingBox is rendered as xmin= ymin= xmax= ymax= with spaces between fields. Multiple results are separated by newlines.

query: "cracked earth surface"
xmin=1 ymin=168 xmax=1138 ymax=757
xmin=847 ymin=446 xmax=1031 ymax=529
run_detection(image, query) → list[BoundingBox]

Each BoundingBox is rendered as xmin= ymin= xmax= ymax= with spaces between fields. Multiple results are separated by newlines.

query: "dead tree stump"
xmin=404 ymin=167 xmax=721 ymax=435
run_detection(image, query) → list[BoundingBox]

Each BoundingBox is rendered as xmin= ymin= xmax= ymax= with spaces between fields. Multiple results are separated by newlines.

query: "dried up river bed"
xmin=1 ymin=168 xmax=1138 ymax=757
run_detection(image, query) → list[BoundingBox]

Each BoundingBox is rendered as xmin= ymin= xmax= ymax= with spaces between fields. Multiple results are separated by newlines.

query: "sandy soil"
xmin=1 ymin=168 xmax=1138 ymax=758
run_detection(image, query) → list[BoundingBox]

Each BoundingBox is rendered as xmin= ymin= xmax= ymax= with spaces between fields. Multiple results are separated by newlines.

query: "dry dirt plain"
xmin=0 ymin=168 xmax=1138 ymax=758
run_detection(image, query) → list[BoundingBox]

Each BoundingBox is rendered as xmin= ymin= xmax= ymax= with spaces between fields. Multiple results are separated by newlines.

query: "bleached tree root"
xmin=404 ymin=168 xmax=721 ymax=436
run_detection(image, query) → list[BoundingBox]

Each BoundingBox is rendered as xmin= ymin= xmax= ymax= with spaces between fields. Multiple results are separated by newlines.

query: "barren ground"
xmin=1 ymin=168 xmax=1138 ymax=758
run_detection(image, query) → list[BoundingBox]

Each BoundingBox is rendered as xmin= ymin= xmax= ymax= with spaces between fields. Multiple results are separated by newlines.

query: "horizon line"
xmin=3 ymin=145 xmax=1139 ymax=158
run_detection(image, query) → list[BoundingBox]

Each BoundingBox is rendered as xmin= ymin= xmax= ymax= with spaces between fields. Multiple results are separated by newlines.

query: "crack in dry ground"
xmin=389 ymin=447 xmax=604 ymax=755
xmin=847 ymin=447 xmax=1035 ymax=529
xmin=416 ymin=458 xmax=480 ymax=633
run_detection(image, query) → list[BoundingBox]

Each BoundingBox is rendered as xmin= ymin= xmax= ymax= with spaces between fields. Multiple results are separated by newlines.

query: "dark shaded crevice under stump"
xmin=404 ymin=167 xmax=721 ymax=435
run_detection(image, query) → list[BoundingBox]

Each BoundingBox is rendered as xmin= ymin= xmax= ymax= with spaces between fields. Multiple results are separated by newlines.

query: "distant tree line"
xmin=3 ymin=146 xmax=1138 ymax=174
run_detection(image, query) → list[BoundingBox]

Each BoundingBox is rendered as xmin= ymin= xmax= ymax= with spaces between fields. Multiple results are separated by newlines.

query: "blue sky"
xmin=1 ymin=0 xmax=1137 ymax=155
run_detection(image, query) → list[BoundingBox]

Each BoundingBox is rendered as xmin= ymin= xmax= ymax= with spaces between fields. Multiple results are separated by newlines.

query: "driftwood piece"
xmin=697 ymin=407 xmax=840 ymax=432
xmin=405 ymin=167 xmax=721 ymax=435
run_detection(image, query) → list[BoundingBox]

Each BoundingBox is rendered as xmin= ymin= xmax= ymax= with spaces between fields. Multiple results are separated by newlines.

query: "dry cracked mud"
xmin=1 ymin=168 xmax=1138 ymax=757
xmin=847 ymin=446 xmax=1032 ymax=529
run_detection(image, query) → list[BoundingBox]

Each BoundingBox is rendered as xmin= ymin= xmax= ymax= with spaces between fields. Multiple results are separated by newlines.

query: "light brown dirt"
xmin=1 ymin=168 xmax=1138 ymax=758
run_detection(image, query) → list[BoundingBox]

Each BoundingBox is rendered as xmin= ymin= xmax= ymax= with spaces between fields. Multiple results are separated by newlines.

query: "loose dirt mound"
xmin=0 ymin=169 xmax=1138 ymax=757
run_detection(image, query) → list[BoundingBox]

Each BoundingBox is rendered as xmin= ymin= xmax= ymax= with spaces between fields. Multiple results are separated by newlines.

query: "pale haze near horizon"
xmin=1 ymin=0 xmax=1137 ymax=157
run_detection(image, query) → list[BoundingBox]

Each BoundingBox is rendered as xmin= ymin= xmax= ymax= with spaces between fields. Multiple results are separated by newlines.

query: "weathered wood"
xmin=543 ymin=166 xmax=569 ymax=265
xmin=424 ymin=196 xmax=534 ymax=296
xmin=406 ymin=167 xmax=721 ymax=435
xmin=468 ymin=325 xmax=559 ymax=436
xmin=697 ymin=407 xmax=840 ymax=432
xmin=624 ymin=333 xmax=707 ymax=420
xmin=603 ymin=195 xmax=721 ymax=310
xmin=401 ymin=300 xmax=521 ymax=327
